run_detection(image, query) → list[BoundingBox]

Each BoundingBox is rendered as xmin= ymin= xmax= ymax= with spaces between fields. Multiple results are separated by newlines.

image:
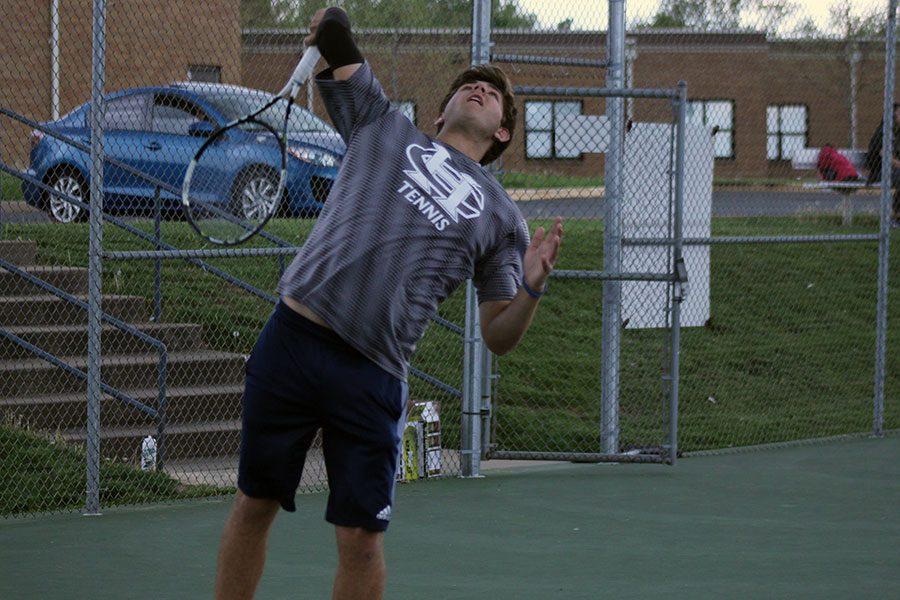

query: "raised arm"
xmin=304 ymin=7 xmax=393 ymax=143
xmin=305 ymin=7 xmax=363 ymax=81
xmin=477 ymin=218 xmax=564 ymax=356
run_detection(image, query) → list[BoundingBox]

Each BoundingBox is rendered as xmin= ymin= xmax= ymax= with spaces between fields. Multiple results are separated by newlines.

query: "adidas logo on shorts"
xmin=376 ymin=505 xmax=392 ymax=521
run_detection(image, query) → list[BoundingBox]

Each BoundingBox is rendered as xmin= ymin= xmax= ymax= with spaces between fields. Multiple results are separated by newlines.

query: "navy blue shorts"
xmin=238 ymin=301 xmax=407 ymax=532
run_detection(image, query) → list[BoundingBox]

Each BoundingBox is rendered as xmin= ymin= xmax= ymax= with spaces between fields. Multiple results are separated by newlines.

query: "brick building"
xmin=1 ymin=5 xmax=895 ymax=182
xmin=243 ymin=28 xmax=897 ymax=181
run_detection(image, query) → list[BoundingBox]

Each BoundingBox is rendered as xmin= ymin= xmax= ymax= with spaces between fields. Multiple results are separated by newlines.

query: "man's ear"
xmin=434 ymin=115 xmax=445 ymax=129
xmin=493 ymin=127 xmax=510 ymax=143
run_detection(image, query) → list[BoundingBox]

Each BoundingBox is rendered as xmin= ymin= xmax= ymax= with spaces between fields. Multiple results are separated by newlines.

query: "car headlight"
xmin=287 ymin=146 xmax=338 ymax=168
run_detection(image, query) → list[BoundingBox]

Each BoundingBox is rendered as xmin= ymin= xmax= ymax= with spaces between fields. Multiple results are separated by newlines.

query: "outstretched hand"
xmin=523 ymin=217 xmax=563 ymax=293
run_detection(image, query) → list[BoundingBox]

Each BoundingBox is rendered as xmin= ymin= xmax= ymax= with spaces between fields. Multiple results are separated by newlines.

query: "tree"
xmin=638 ymin=0 xmax=798 ymax=35
xmin=789 ymin=17 xmax=822 ymax=39
xmin=643 ymin=0 xmax=744 ymax=30
xmin=241 ymin=0 xmax=278 ymax=28
xmin=752 ymin=0 xmax=798 ymax=35
xmin=241 ymin=0 xmax=537 ymax=30
xmin=828 ymin=3 xmax=886 ymax=40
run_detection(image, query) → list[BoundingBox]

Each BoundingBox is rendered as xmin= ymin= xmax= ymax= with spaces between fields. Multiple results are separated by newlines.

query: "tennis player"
xmin=215 ymin=7 xmax=563 ymax=599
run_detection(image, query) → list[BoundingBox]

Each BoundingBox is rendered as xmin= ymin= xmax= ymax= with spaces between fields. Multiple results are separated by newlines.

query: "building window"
xmin=687 ymin=99 xmax=734 ymax=159
xmin=525 ymin=100 xmax=582 ymax=159
xmin=767 ymin=104 xmax=808 ymax=161
xmin=187 ymin=64 xmax=221 ymax=83
xmin=392 ymin=101 xmax=416 ymax=125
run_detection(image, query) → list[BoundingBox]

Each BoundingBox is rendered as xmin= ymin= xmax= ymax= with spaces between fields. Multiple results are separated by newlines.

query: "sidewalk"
xmin=0 ymin=201 xmax=40 ymax=213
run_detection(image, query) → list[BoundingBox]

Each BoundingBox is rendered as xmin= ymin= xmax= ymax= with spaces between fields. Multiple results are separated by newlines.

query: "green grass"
xmin=498 ymin=171 xmax=603 ymax=189
xmin=2 ymin=215 xmax=898 ymax=463
xmin=498 ymin=171 xmax=804 ymax=190
xmin=1 ymin=172 xmax=23 ymax=202
xmin=713 ymin=177 xmax=802 ymax=188
xmin=0 ymin=423 xmax=228 ymax=516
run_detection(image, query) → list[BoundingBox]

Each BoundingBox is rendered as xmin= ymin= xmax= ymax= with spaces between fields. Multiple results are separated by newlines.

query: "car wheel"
xmin=46 ymin=171 xmax=87 ymax=223
xmin=233 ymin=167 xmax=280 ymax=222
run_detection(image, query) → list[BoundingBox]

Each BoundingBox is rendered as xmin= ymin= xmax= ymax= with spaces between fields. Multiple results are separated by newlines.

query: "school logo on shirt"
xmin=397 ymin=142 xmax=484 ymax=231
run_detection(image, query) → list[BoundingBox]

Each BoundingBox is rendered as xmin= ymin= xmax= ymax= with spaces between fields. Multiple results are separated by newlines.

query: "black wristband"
xmin=522 ymin=279 xmax=545 ymax=299
xmin=315 ymin=8 xmax=364 ymax=69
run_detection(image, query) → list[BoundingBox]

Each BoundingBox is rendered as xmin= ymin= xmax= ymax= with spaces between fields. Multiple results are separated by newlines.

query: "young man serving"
xmin=215 ymin=7 xmax=563 ymax=599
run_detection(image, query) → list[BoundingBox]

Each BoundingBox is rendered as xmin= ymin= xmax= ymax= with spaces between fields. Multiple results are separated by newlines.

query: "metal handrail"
xmin=1 ymin=106 xmax=464 ymax=398
xmin=0 ymin=162 xmax=277 ymax=304
xmin=0 ymin=328 xmax=157 ymax=417
xmin=2 ymin=160 xmax=465 ymax=400
xmin=0 ymin=257 xmax=170 ymax=468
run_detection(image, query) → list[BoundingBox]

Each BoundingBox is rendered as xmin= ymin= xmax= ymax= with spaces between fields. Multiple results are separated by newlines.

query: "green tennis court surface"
xmin=2 ymin=435 xmax=897 ymax=599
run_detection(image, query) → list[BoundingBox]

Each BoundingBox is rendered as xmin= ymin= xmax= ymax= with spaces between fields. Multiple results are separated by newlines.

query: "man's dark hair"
xmin=437 ymin=65 xmax=517 ymax=165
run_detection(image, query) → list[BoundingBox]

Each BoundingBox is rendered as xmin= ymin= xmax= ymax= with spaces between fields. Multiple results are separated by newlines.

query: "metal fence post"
xmin=600 ymin=0 xmax=626 ymax=454
xmin=668 ymin=81 xmax=688 ymax=464
xmin=480 ymin=342 xmax=493 ymax=458
xmin=461 ymin=284 xmax=483 ymax=476
xmin=873 ymin=0 xmax=896 ymax=438
xmin=152 ymin=187 xmax=162 ymax=322
xmin=471 ymin=0 xmax=491 ymax=66
xmin=460 ymin=0 xmax=492 ymax=477
xmin=85 ymin=0 xmax=106 ymax=516
xmin=848 ymin=42 xmax=861 ymax=149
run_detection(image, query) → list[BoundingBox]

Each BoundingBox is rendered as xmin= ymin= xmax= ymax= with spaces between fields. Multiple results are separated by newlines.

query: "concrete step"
xmin=0 ymin=383 xmax=242 ymax=431
xmin=0 ymin=265 xmax=88 ymax=296
xmin=0 ymin=294 xmax=147 ymax=326
xmin=0 ymin=322 xmax=206 ymax=359
xmin=0 ymin=240 xmax=37 ymax=266
xmin=57 ymin=419 xmax=243 ymax=462
xmin=0 ymin=350 xmax=246 ymax=397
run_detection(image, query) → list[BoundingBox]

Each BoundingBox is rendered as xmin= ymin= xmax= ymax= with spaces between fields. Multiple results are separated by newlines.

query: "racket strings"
xmin=183 ymin=117 xmax=286 ymax=245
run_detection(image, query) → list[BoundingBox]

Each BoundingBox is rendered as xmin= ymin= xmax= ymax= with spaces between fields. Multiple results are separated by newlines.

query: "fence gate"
xmin=482 ymin=81 xmax=692 ymax=466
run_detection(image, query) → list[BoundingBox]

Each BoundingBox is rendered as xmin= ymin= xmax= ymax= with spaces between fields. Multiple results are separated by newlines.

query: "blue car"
xmin=23 ymin=82 xmax=345 ymax=223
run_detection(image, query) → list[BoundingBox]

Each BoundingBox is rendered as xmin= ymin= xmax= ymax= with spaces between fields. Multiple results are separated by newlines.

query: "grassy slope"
xmin=0 ymin=424 xmax=226 ymax=516
xmin=1 ymin=172 xmax=23 ymax=202
xmin=3 ymin=215 xmax=898 ymax=460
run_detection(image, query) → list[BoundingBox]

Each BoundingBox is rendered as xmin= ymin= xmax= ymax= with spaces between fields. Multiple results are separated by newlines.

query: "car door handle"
xmin=144 ymin=142 xmax=162 ymax=151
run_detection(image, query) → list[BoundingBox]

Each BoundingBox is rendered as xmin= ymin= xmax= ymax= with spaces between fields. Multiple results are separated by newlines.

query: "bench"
xmin=791 ymin=148 xmax=878 ymax=226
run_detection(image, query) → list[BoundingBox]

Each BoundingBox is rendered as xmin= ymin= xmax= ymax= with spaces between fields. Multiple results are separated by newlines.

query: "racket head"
xmin=181 ymin=116 xmax=287 ymax=246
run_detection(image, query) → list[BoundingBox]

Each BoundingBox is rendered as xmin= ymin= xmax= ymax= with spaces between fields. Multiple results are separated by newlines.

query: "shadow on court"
xmin=1 ymin=435 xmax=897 ymax=599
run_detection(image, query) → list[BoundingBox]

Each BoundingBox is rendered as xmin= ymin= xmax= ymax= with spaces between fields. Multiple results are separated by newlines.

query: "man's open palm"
xmin=523 ymin=217 xmax=563 ymax=292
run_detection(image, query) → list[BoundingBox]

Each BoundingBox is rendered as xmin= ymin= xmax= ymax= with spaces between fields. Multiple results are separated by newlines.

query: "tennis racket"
xmin=181 ymin=45 xmax=322 ymax=245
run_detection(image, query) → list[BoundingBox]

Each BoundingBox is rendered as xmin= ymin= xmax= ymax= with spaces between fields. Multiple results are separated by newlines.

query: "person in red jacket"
xmin=816 ymin=144 xmax=860 ymax=182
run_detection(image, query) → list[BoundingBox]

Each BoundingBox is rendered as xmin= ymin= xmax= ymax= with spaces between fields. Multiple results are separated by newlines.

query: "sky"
xmin=516 ymin=0 xmax=889 ymax=34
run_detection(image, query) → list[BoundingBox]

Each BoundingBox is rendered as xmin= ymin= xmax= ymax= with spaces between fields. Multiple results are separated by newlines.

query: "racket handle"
xmin=278 ymin=45 xmax=321 ymax=99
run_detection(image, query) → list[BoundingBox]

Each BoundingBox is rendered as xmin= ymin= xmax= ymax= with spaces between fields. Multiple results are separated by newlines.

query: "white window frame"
xmin=767 ymin=104 xmax=808 ymax=162
xmin=524 ymin=100 xmax=583 ymax=160
xmin=687 ymin=99 xmax=735 ymax=160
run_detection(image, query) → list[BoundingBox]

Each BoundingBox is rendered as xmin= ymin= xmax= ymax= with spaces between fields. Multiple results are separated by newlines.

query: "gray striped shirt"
xmin=278 ymin=62 xmax=527 ymax=381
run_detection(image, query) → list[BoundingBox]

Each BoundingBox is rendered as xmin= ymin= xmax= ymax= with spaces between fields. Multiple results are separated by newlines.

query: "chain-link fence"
xmin=1 ymin=0 xmax=896 ymax=518
xmin=0 ymin=0 xmax=475 ymax=517
xmin=488 ymin=88 xmax=688 ymax=463
xmin=482 ymin=0 xmax=897 ymax=461
xmin=623 ymin=0 xmax=898 ymax=453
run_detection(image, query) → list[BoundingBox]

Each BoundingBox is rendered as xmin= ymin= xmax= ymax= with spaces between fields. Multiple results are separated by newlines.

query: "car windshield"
xmin=200 ymin=89 xmax=333 ymax=134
